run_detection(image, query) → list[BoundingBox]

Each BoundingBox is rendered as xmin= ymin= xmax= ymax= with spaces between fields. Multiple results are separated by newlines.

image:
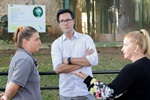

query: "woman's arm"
xmin=1 ymin=82 xmax=19 ymax=100
xmin=71 ymin=71 xmax=114 ymax=99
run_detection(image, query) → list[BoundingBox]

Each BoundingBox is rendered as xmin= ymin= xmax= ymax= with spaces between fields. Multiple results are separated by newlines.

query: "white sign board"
xmin=8 ymin=4 xmax=46 ymax=32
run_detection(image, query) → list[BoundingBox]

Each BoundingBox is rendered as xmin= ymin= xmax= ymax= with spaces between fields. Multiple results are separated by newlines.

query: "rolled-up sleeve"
xmin=85 ymin=35 xmax=98 ymax=66
xmin=86 ymin=54 xmax=98 ymax=66
xmin=51 ymin=40 xmax=63 ymax=71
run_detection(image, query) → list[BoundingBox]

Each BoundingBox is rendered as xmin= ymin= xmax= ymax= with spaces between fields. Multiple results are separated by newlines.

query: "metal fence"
xmin=0 ymin=70 xmax=120 ymax=91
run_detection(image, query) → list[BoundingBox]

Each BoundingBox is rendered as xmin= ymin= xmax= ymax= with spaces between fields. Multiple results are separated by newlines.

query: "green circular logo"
xmin=33 ymin=6 xmax=43 ymax=18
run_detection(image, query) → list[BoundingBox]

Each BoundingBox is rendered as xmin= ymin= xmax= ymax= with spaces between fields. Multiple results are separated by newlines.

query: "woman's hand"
xmin=0 ymin=93 xmax=6 ymax=100
xmin=0 ymin=93 xmax=4 ymax=97
xmin=0 ymin=95 xmax=7 ymax=100
xmin=71 ymin=71 xmax=88 ymax=80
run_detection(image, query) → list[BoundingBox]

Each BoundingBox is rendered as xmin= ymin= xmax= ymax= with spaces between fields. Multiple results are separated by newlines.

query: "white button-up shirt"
xmin=51 ymin=31 xmax=98 ymax=97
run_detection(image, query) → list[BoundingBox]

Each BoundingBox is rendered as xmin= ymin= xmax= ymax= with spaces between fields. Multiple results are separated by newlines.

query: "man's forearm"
xmin=71 ymin=57 xmax=91 ymax=66
xmin=55 ymin=64 xmax=83 ymax=74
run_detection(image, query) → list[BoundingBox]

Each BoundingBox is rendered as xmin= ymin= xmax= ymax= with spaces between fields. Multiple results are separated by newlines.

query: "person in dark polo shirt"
xmin=0 ymin=26 xmax=41 ymax=100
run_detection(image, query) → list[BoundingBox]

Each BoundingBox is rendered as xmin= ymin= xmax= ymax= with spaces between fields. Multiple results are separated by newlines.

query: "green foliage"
xmin=0 ymin=15 xmax=13 ymax=43
xmin=0 ymin=15 xmax=14 ymax=43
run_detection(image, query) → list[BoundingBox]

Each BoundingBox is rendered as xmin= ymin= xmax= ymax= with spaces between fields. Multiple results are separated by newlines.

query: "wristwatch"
xmin=67 ymin=57 xmax=72 ymax=64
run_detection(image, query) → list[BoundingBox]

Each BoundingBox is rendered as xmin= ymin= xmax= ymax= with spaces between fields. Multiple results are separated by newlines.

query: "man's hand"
xmin=63 ymin=58 xmax=68 ymax=64
xmin=62 ymin=48 xmax=94 ymax=65
xmin=84 ymin=48 xmax=94 ymax=57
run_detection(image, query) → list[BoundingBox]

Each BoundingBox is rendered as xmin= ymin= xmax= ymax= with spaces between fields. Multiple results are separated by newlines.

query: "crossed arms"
xmin=52 ymin=48 xmax=98 ymax=74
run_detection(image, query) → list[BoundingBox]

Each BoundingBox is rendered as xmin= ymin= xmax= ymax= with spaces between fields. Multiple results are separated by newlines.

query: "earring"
xmin=134 ymin=51 xmax=137 ymax=54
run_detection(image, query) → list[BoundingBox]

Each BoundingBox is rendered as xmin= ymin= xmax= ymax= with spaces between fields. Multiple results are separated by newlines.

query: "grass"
xmin=0 ymin=42 xmax=131 ymax=100
xmin=95 ymin=42 xmax=123 ymax=47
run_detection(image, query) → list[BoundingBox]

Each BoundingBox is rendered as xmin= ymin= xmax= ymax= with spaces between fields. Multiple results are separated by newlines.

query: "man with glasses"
xmin=51 ymin=9 xmax=98 ymax=100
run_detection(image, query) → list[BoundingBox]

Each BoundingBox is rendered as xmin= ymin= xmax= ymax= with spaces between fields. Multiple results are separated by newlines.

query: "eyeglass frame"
xmin=59 ymin=19 xmax=74 ymax=24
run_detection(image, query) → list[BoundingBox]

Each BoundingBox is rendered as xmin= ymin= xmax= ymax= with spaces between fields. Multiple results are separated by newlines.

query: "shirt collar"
xmin=62 ymin=30 xmax=78 ymax=41
xmin=18 ymin=48 xmax=37 ymax=66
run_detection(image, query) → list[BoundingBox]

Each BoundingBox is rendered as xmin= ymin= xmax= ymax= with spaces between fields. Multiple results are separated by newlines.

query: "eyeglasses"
xmin=59 ymin=19 xmax=73 ymax=24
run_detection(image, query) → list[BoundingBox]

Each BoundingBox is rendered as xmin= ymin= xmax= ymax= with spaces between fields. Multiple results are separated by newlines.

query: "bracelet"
xmin=67 ymin=57 xmax=72 ymax=64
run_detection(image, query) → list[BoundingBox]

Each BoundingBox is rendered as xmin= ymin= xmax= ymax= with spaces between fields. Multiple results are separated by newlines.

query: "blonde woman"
xmin=72 ymin=29 xmax=150 ymax=100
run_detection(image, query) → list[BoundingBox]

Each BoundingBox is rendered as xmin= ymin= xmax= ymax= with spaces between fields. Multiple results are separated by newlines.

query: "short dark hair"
xmin=56 ymin=9 xmax=75 ymax=23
